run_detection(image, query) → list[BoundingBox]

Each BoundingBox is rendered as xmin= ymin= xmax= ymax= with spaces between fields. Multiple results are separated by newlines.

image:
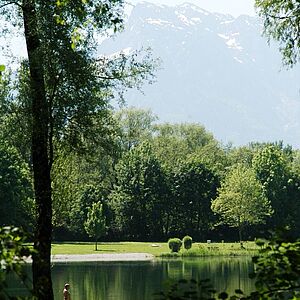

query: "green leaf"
xmin=218 ymin=292 xmax=228 ymax=299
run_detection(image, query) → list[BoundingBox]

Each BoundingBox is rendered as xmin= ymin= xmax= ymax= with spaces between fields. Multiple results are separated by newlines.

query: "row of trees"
xmin=2 ymin=106 xmax=300 ymax=242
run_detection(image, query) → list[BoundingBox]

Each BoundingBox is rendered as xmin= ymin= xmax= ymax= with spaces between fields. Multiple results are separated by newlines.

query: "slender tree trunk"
xmin=165 ymin=213 xmax=170 ymax=236
xmin=238 ymin=225 xmax=243 ymax=248
xmin=22 ymin=1 xmax=53 ymax=299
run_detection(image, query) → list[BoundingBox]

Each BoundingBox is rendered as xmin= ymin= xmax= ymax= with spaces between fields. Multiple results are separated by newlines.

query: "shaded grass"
xmin=51 ymin=241 xmax=259 ymax=257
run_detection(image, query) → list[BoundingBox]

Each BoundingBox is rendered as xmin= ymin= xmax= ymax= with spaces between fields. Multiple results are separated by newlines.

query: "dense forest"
xmin=1 ymin=98 xmax=300 ymax=242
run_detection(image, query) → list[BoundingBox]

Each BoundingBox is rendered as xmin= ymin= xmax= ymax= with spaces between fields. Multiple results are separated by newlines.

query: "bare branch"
xmin=96 ymin=75 xmax=122 ymax=80
xmin=96 ymin=70 xmax=146 ymax=81
xmin=0 ymin=1 xmax=22 ymax=9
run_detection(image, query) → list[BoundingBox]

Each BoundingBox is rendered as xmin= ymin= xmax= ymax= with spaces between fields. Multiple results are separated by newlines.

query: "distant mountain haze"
xmin=128 ymin=0 xmax=256 ymax=17
xmin=100 ymin=2 xmax=300 ymax=148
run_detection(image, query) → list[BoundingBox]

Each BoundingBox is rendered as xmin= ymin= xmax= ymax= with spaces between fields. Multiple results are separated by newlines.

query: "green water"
xmin=9 ymin=257 xmax=254 ymax=299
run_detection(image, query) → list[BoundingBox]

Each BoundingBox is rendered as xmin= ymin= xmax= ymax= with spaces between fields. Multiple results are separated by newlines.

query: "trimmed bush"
xmin=168 ymin=238 xmax=182 ymax=253
xmin=183 ymin=235 xmax=193 ymax=250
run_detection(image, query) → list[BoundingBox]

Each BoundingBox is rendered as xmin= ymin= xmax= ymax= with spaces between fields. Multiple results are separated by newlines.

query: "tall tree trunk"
xmin=238 ymin=225 xmax=244 ymax=248
xmin=22 ymin=1 xmax=53 ymax=299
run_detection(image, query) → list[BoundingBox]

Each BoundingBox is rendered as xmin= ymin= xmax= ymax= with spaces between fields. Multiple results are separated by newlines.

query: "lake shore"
xmin=50 ymin=241 xmax=259 ymax=257
xmin=25 ymin=253 xmax=155 ymax=263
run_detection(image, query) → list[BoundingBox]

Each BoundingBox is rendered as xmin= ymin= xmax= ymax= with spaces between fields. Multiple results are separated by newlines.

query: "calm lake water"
xmin=9 ymin=257 xmax=254 ymax=300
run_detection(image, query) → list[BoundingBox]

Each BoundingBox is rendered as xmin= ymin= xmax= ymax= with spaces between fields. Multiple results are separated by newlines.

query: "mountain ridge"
xmin=100 ymin=2 xmax=300 ymax=147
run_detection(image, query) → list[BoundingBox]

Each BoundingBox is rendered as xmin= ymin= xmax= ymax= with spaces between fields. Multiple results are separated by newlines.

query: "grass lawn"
xmin=51 ymin=242 xmax=169 ymax=256
xmin=51 ymin=241 xmax=259 ymax=257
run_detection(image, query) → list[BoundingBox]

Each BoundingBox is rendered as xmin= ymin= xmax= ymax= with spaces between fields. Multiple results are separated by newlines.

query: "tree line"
xmin=2 ymin=106 xmax=300 ymax=242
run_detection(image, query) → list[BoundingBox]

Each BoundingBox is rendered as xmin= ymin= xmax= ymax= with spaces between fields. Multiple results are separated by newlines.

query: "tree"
xmin=227 ymin=145 xmax=257 ymax=169
xmin=169 ymin=160 xmax=219 ymax=239
xmin=252 ymin=145 xmax=290 ymax=229
xmin=255 ymin=0 xmax=300 ymax=67
xmin=110 ymin=142 xmax=167 ymax=240
xmin=0 ymin=1 xmax=156 ymax=298
xmin=115 ymin=107 xmax=157 ymax=151
xmin=70 ymin=185 xmax=105 ymax=238
xmin=151 ymin=123 xmax=216 ymax=168
xmin=189 ymin=140 xmax=229 ymax=178
xmin=0 ymin=141 xmax=33 ymax=228
xmin=211 ymin=164 xmax=273 ymax=244
xmin=84 ymin=202 xmax=106 ymax=251
xmin=51 ymin=150 xmax=105 ymax=237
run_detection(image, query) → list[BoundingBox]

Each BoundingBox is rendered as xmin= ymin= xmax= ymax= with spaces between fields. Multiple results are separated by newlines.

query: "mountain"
xmin=99 ymin=2 xmax=300 ymax=147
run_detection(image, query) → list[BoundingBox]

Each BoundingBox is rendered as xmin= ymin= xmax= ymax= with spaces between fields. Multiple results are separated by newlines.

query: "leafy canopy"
xmin=255 ymin=0 xmax=300 ymax=66
xmin=84 ymin=201 xmax=106 ymax=251
xmin=211 ymin=164 xmax=273 ymax=240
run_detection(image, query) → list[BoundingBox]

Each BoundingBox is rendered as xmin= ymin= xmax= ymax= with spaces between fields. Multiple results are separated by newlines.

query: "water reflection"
xmin=8 ymin=257 xmax=254 ymax=300
xmin=51 ymin=257 xmax=254 ymax=300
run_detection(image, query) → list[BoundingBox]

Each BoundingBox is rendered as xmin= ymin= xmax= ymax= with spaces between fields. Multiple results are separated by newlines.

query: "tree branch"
xmin=266 ymin=11 xmax=296 ymax=20
xmin=96 ymin=70 xmax=145 ymax=81
xmin=0 ymin=1 xmax=23 ymax=9
xmin=48 ymin=71 xmax=63 ymax=170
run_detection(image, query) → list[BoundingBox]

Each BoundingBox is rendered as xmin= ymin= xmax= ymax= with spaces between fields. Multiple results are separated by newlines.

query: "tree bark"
xmin=22 ymin=1 xmax=53 ymax=299
xmin=238 ymin=225 xmax=244 ymax=248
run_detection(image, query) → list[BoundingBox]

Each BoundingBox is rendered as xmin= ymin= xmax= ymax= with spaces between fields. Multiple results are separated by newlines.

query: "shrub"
xmin=168 ymin=238 xmax=182 ymax=253
xmin=183 ymin=235 xmax=193 ymax=250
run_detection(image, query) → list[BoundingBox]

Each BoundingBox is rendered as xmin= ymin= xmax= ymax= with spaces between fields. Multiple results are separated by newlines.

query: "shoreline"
xmin=25 ymin=253 xmax=155 ymax=263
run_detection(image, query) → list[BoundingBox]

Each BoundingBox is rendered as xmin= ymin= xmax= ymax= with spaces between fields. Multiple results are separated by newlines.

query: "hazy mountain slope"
xmin=100 ymin=2 xmax=300 ymax=147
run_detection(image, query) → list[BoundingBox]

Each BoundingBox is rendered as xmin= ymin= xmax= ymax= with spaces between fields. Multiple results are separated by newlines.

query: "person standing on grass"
xmin=63 ymin=283 xmax=71 ymax=300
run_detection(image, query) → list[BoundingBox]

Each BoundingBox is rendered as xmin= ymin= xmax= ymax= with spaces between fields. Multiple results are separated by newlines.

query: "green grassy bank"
xmin=51 ymin=241 xmax=259 ymax=257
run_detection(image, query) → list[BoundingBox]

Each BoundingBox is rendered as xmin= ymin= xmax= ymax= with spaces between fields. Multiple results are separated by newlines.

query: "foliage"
xmin=155 ymin=278 xmax=217 ymax=300
xmin=247 ymin=234 xmax=300 ymax=299
xmin=252 ymin=145 xmax=288 ymax=193
xmin=189 ymin=141 xmax=229 ymax=178
xmin=84 ymin=202 xmax=106 ymax=251
xmin=0 ymin=226 xmax=33 ymax=300
xmin=255 ymin=0 xmax=300 ymax=66
xmin=115 ymin=107 xmax=157 ymax=151
xmin=211 ymin=164 xmax=273 ymax=242
xmin=151 ymin=123 xmax=216 ymax=168
xmin=110 ymin=142 xmax=167 ymax=240
xmin=0 ymin=64 xmax=5 ymax=75
xmin=168 ymin=238 xmax=182 ymax=253
xmin=0 ymin=65 xmax=32 ymax=165
xmin=252 ymin=145 xmax=292 ymax=229
xmin=183 ymin=235 xmax=193 ymax=250
xmin=69 ymin=185 xmax=103 ymax=237
xmin=0 ymin=141 xmax=34 ymax=228
xmin=169 ymin=160 xmax=219 ymax=239
xmin=227 ymin=146 xmax=257 ymax=169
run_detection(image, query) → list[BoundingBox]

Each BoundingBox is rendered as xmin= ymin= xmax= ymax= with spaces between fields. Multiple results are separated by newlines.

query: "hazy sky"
xmin=129 ymin=0 xmax=256 ymax=17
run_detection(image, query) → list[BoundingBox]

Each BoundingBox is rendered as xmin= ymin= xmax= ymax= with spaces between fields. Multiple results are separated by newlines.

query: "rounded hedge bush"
xmin=168 ymin=238 xmax=182 ymax=253
xmin=183 ymin=235 xmax=193 ymax=250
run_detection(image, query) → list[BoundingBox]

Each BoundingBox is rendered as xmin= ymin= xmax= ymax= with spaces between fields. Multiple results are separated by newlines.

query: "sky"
xmin=128 ymin=0 xmax=256 ymax=17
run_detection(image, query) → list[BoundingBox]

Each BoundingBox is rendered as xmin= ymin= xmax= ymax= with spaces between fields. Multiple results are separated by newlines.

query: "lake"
xmin=9 ymin=257 xmax=254 ymax=299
